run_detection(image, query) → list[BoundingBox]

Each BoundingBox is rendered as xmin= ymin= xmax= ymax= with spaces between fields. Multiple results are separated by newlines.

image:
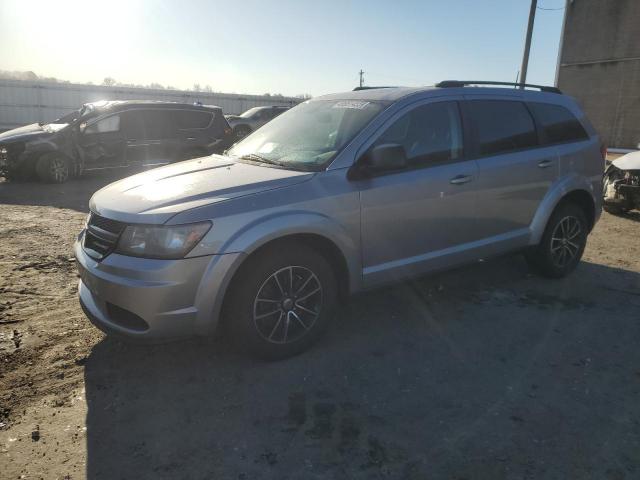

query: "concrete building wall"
xmin=0 ymin=79 xmax=301 ymax=131
xmin=557 ymin=0 xmax=640 ymax=149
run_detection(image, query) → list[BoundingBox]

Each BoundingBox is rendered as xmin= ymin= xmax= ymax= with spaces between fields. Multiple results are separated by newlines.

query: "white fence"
xmin=0 ymin=79 xmax=301 ymax=130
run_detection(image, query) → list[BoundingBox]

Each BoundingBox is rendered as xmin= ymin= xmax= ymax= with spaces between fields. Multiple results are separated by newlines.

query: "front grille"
xmin=84 ymin=213 xmax=126 ymax=260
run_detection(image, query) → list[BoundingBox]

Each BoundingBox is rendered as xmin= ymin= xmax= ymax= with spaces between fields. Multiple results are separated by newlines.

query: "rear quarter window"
xmin=528 ymin=102 xmax=589 ymax=144
xmin=173 ymin=110 xmax=214 ymax=129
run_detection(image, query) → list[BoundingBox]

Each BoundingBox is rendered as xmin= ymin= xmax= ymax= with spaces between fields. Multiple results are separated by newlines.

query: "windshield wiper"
xmin=239 ymin=153 xmax=286 ymax=167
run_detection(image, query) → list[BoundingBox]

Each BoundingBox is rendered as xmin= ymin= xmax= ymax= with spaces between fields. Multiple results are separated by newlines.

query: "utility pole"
xmin=554 ymin=0 xmax=570 ymax=87
xmin=519 ymin=0 xmax=537 ymax=86
xmin=359 ymin=69 xmax=364 ymax=88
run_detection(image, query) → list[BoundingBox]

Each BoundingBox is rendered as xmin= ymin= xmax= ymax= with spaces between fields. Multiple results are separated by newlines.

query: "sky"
xmin=0 ymin=0 xmax=566 ymax=97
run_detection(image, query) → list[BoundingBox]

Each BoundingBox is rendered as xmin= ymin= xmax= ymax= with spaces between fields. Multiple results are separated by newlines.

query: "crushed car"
xmin=0 ymin=101 xmax=233 ymax=183
xmin=603 ymin=151 xmax=640 ymax=214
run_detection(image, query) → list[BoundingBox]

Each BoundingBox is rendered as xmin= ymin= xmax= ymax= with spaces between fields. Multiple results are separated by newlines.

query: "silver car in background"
xmin=225 ymin=105 xmax=289 ymax=140
xmin=75 ymin=81 xmax=603 ymax=359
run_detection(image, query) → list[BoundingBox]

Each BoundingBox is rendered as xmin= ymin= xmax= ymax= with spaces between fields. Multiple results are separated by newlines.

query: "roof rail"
xmin=352 ymin=86 xmax=397 ymax=91
xmin=435 ymin=80 xmax=561 ymax=94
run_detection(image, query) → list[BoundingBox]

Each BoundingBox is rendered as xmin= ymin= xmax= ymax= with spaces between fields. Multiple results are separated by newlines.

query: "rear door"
xmin=172 ymin=109 xmax=216 ymax=157
xmin=78 ymin=113 xmax=126 ymax=168
xmin=357 ymin=99 xmax=480 ymax=287
xmin=526 ymin=101 xmax=592 ymax=178
xmin=122 ymin=109 xmax=177 ymax=165
xmin=463 ymin=97 xmax=559 ymax=241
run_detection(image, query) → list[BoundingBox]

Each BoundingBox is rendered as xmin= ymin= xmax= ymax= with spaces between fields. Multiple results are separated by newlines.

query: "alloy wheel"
xmin=550 ymin=215 xmax=582 ymax=268
xmin=49 ymin=157 xmax=68 ymax=182
xmin=252 ymin=266 xmax=323 ymax=344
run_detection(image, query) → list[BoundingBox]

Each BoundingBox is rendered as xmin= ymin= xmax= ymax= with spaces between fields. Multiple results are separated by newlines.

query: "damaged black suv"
xmin=0 ymin=100 xmax=233 ymax=183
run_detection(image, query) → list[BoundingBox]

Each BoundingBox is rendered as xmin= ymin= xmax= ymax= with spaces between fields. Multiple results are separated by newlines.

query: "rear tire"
xmin=525 ymin=203 xmax=588 ymax=278
xmin=226 ymin=243 xmax=337 ymax=360
xmin=36 ymin=153 xmax=70 ymax=183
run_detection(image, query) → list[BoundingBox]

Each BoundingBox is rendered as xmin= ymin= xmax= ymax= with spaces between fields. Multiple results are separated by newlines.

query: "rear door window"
xmin=528 ymin=102 xmax=589 ymax=144
xmin=123 ymin=110 xmax=174 ymax=139
xmin=467 ymin=100 xmax=538 ymax=156
xmin=173 ymin=110 xmax=213 ymax=129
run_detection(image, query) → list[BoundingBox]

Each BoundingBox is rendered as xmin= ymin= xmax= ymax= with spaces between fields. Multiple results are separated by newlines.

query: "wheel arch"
xmin=239 ymin=233 xmax=351 ymax=297
xmin=530 ymin=178 xmax=598 ymax=245
xmin=558 ymin=190 xmax=596 ymax=230
xmin=212 ymin=232 xmax=352 ymax=337
xmin=192 ymin=212 xmax=361 ymax=336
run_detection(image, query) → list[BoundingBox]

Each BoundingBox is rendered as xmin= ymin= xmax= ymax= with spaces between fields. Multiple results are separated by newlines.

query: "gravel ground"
xmin=1 ymin=172 xmax=640 ymax=480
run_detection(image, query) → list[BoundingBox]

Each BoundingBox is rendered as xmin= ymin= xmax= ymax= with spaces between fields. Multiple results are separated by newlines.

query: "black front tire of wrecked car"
xmin=36 ymin=153 xmax=70 ymax=184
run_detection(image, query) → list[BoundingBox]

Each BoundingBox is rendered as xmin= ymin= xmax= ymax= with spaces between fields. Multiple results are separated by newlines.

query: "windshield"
xmin=51 ymin=104 xmax=93 ymax=125
xmin=239 ymin=107 xmax=264 ymax=118
xmin=227 ymin=99 xmax=387 ymax=171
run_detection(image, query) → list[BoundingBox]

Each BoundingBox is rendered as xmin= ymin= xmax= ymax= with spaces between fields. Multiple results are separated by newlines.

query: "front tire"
xmin=525 ymin=203 xmax=588 ymax=278
xmin=234 ymin=125 xmax=251 ymax=140
xmin=226 ymin=243 xmax=337 ymax=360
xmin=36 ymin=153 xmax=70 ymax=183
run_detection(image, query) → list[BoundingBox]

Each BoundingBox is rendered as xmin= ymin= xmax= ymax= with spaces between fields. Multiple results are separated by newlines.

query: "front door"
xmin=77 ymin=113 xmax=126 ymax=169
xmin=357 ymin=100 xmax=480 ymax=287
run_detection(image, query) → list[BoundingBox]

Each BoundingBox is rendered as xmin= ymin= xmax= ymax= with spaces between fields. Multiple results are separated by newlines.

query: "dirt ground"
xmin=1 ymin=171 xmax=640 ymax=480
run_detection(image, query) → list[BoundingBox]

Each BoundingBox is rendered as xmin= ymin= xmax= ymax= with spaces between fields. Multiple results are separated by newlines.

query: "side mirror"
xmin=349 ymin=143 xmax=407 ymax=180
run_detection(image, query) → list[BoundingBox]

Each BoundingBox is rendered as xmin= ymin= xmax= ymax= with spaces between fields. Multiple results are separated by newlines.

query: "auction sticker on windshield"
xmin=332 ymin=101 xmax=371 ymax=109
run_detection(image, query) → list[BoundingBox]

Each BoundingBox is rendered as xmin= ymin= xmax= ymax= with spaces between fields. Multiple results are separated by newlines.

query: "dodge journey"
xmin=75 ymin=81 xmax=603 ymax=358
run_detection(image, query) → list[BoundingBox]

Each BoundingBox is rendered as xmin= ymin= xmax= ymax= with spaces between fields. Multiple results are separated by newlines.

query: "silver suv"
xmin=75 ymin=81 xmax=603 ymax=359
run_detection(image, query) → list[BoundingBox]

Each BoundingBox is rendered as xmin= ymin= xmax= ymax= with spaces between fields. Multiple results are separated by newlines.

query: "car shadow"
xmin=0 ymin=168 xmax=148 ymax=212
xmin=83 ymin=257 xmax=640 ymax=479
xmin=609 ymin=210 xmax=640 ymax=223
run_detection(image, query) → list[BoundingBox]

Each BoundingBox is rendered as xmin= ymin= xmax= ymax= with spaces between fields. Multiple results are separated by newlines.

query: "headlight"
xmin=115 ymin=221 xmax=212 ymax=259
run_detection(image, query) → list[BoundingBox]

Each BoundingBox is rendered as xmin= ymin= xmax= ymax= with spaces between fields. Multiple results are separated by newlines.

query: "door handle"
xmin=538 ymin=159 xmax=553 ymax=168
xmin=450 ymin=174 xmax=473 ymax=185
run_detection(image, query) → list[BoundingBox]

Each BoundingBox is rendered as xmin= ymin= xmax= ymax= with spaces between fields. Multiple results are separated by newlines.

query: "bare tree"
xmin=102 ymin=77 xmax=116 ymax=86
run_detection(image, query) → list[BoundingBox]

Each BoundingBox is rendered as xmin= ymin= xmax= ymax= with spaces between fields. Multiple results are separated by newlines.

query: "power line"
xmin=537 ymin=5 xmax=564 ymax=10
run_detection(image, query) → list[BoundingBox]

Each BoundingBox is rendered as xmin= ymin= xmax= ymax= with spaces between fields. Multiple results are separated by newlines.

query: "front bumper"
xmin=74 ymin=233 xmax=243 ymax=341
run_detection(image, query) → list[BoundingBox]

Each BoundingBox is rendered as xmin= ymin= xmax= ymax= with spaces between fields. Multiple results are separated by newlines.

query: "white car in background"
xmin=603 ymin=150 xmax=640 ymax=214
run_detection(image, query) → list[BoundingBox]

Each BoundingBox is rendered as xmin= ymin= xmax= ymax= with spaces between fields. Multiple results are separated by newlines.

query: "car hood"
xmin=90 ymin=155 xmax=314 ymax=224
xmin=612 ymin=151 xmax=640 ymax=171
xmin=0 ymin=123 xmax=50 ymax=143
xmin=225 ymin=116 xmax=242 ymax=125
